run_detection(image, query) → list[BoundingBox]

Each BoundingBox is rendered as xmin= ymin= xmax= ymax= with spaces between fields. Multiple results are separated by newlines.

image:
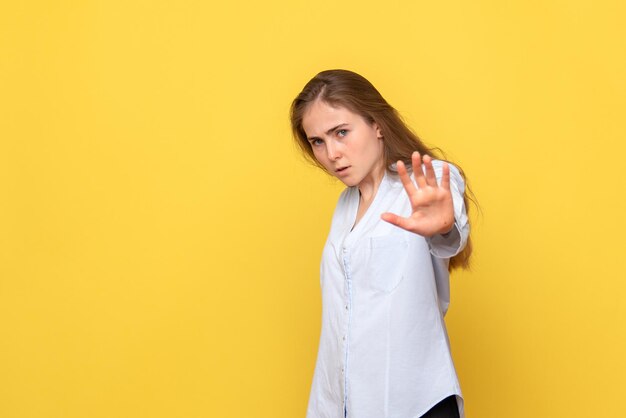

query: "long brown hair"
xmin=290 ymin=69 xmax=476 ymax=271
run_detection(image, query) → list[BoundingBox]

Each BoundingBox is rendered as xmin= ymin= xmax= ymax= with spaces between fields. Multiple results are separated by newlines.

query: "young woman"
xmin=290 ymin=69 xmax=474 ymax=418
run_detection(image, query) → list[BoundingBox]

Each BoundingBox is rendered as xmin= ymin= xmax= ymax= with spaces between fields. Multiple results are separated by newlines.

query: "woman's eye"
xmin=311 ymin=139 xmax=324 ymax=146
xmin=337 ymin=129 xmax=348 ymax=137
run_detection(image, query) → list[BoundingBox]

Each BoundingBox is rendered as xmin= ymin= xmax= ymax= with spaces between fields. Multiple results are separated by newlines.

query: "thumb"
xmin=381 ymin=212 xmax=413 ymax=231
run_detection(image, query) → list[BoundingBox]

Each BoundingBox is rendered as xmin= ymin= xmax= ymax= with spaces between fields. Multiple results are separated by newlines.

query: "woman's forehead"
xmin=302 ymin=100 xmax=361 ymax=134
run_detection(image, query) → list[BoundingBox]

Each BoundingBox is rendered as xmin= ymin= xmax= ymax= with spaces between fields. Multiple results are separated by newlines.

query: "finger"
xmin=440 ymin=162 xmax=451 ymax=190
xmin=423 ymin=154 xmax=438 ymax=187
xmin=381 ymin=212 xmax=415 ymax=232
xmin=412 ymin=151 xmax=427 ymax=188
xmin=396 ymin=160 xmax=417 ymax=197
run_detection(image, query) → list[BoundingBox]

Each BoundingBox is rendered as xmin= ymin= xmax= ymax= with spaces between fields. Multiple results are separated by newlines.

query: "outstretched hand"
xmin=381 ymin=152 xmax=455 ymax=238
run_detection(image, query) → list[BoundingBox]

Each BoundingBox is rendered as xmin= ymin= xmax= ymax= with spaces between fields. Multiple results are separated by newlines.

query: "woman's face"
xmin=301 ymin=100 xmax=385 ymax=188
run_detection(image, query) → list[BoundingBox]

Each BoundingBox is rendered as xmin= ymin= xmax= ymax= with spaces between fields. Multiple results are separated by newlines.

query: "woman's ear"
xmin=374 ymin=123 xmax=383 ymax=140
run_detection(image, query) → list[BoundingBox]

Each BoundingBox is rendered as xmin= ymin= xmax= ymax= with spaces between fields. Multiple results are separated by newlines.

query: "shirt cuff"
xmin=427 ymin=222 xmax=465 ymax=258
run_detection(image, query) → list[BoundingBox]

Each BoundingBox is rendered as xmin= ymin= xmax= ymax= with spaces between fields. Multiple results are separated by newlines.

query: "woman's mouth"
xmin=335 ymin=166 xmax=351 ymax=175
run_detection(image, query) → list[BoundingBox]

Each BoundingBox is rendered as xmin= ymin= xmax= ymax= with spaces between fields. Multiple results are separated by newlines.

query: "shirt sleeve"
xmin=425 ymin=160 xmax=470 ymax=258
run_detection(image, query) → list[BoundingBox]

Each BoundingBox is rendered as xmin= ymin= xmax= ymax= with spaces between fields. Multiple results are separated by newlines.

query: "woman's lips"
xmin=335 ymin=166 xmax=351 ymax=175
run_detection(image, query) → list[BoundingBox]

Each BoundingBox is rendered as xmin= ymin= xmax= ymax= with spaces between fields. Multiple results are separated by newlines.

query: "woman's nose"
xmin=326 ymin=141 xmax=340 ymax=160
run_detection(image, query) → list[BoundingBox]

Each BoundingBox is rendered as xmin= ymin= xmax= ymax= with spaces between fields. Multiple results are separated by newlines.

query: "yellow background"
xmin=1 ymin=1 xmax=625 ymax=417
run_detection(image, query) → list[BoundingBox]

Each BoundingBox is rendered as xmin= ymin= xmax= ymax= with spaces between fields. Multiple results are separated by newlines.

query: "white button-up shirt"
xmin=306 ymin=160 xmax=469 ymax=418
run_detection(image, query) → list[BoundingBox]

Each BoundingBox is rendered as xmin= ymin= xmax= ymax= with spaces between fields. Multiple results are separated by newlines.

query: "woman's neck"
xmin=357 ymin=162 xmax=386 ymax=203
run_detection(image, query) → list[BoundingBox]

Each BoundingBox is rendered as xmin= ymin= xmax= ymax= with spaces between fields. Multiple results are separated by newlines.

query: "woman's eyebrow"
xmin=308 ymin=123 xmax=349 ymax=140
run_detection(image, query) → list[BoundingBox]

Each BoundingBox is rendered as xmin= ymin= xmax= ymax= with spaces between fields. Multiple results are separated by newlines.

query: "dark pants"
xmin=343 ymin=395 xmax=460 ymax=418
xmin=420 ymin=395 xmax=460 ymax=418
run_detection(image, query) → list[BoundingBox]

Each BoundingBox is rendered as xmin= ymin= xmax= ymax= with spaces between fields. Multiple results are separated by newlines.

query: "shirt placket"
xmin=341 ymin=243 xmax=352 ymax=416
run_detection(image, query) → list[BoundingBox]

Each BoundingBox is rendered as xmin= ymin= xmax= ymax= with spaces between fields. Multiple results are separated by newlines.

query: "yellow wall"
xmin=1 ymin=1 xmax=625 ymax=417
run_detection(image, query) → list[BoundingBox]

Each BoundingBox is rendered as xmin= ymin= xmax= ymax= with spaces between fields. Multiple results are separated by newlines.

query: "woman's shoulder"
xmin=386 ymin=159 xmax=462 ymax=177
xmin=431 ymin=159 xmax=462 ymax=175
xmin=387 ymin=159 xmax=465 ymax=191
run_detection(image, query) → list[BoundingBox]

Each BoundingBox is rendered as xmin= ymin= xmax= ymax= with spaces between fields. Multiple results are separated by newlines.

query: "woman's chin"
xmin=338 ymin=178 xmax=359 ymax=187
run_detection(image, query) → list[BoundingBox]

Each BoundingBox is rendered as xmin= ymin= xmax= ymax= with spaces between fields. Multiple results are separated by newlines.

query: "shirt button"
xmin=342 ymin=335 xmax=346 ymax=341
xmin=345 ymin=305 xmax=349 ymax=310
